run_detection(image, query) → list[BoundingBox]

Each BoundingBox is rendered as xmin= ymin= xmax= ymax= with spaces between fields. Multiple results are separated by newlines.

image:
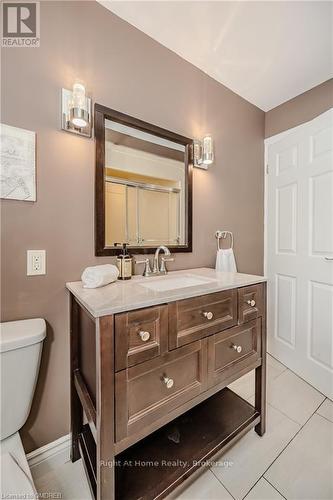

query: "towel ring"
xmin=215 ymin=230 xmax=234 ymax=251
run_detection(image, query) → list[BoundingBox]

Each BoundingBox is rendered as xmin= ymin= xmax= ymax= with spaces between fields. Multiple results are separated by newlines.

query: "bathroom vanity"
xmin=67 ymin=268 xmax=266 ymax=500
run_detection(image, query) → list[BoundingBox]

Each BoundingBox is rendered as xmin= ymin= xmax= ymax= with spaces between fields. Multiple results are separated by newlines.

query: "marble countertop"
xmin=66 ymin=267 xmax=266 ymax=318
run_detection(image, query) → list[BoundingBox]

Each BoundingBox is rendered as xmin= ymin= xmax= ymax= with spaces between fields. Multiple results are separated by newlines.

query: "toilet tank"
xmin=0 ymin=319 xmax=46 ymax=440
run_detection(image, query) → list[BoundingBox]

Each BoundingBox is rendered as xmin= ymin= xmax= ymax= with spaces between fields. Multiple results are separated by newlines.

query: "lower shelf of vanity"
xmin=78 ymin=387 xmax=260 ymax=500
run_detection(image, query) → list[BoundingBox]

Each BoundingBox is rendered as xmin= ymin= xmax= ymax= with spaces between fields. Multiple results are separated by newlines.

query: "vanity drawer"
xmin=238 ymin=284 xmax=264 ymax=324
xmin=208 ymin=319 xmax=261 ymax=388
xmin=169 ymin=290 xmax=237 ymax=349
xmin=115 ymin=305 xmax=168 ymax=372
xmin=115 ymin=340 xmax=207 ymax=441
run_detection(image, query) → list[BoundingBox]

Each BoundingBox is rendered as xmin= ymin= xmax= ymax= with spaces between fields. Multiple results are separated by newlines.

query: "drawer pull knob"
xmin=162 ymin=376 xmax=174 ymax=389
xmin=203 ymin=311 xmax=214 ymax=320
xmin=232 ymin=344 xmax=242 ymax=353
xmin=139 ymin=330 xmax=150 ymax=342
xmin=247 ymin=299 xmax=256 ymax=307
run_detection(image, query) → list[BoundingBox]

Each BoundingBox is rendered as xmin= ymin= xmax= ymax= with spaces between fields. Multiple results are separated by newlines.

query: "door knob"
xmin=324 ymin=257 xmax=333 ymax=261
xmin=162 ymin=375 xmax=174 ymax=389
xmin=247 ymin=299 xmax=256 ymax=307
xmin=203 ymin=311 xmax=214 ymax=320
xmin=139 ymin=330 xmax=150 ymax=342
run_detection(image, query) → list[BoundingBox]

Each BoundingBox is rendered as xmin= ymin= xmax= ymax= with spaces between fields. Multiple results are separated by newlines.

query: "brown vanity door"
xmin=115 ymin=305 xmax=168 ymax=372
xmin=169 ymin=290 xmax=237 ymax=349
xmin=115 ymin=340 xmax=207 ymax=441
xmin=238 ymin=284 xmax=264 ymax=324
xmin=208 ymin=319 xmax=261 ymax=388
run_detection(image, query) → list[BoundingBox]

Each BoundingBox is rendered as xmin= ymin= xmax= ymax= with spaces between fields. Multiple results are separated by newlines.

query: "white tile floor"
xmin=33 ymin=354 xmax=333 ymax=500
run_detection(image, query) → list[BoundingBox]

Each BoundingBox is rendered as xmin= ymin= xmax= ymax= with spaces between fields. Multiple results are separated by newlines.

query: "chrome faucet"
xmin=136 ymin=246 xmax=174 ymax=277
xmin=134 ymin=257 xmax=154 ymax=277
xmin=153 ymin=246 xmax=174 ymax=274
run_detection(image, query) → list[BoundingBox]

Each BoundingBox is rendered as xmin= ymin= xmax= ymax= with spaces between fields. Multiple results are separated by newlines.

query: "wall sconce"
xmin=61 ymin=82 xmax=92 ymax=137
xmin=193 ymin=135 xmax=214 ymax=169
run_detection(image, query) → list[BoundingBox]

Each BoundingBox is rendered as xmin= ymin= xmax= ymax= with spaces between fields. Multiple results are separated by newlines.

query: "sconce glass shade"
xmin=193 ymin=141 xmax=202 ymax=165
xmin=61 ymin=84 xmax=92 ymax=138
xmin=72 ymin=83 xmax=85 ymax=108
xmin=193 ymin=135 xmax=214 ymax=169
xmin=202 ymin=135 xmax=214 ymax=165
xmin=70 ymin=83 xmax=88 ymax=127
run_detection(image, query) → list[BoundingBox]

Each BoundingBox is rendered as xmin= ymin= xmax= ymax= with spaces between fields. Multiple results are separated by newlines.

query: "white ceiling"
xmin=98 ymin=1 xmax=333 ymax=111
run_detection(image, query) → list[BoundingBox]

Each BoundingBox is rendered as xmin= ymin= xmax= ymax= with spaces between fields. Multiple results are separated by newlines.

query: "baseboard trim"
xmin=27 ymin=434 xmax=71 ymax=479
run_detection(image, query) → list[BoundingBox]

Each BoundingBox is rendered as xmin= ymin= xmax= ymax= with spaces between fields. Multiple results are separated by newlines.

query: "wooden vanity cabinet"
xmin=70 ymin=282 xmax=266 ymax=500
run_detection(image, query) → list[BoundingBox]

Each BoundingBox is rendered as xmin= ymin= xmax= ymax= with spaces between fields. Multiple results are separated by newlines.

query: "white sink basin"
xmin=139 ymin=274 xmax=216 ymax=292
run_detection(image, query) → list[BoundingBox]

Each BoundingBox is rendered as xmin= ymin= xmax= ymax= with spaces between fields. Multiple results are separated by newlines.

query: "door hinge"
xmin=266 ymin=164 xmax=269 ymax=175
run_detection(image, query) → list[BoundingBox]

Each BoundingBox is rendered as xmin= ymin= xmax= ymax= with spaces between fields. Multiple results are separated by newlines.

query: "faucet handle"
xmin=135 ymin=258 xmax=152 ymax=277
xmin=160 ymin=256 xmax=174 ymax=273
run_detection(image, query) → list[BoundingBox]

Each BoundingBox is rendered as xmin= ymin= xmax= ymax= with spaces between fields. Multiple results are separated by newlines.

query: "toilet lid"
xmin=0 ymin=318 xmax=46 ymax=353
xmin=0 ymin=453 xmax=37 ymax=498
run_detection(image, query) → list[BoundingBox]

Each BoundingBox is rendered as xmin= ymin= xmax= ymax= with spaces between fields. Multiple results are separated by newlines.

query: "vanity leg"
xmin=255 ymin=363 xmax=266 ymax=436
xmin=96 ymin=315 xmax=115 ymax=500
xmin=255 ymin=283 xmax=267 ymax=437
xmin=70 ymin=295 xmax=83 ymax=462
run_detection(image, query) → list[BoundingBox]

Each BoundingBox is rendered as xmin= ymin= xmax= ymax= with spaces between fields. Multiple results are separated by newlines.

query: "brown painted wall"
xmin=1 ymin=1 xmax=264 ymax=452
xmin=265 ymin=79 xmax=333 ymax=137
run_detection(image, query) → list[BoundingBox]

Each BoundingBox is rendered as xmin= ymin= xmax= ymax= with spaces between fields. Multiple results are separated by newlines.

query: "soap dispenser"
xmin=115 ymin=243 xmax=132 ymax=280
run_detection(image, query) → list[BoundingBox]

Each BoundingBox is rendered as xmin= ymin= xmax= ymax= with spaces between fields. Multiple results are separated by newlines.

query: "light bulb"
xmin=72 ymin=117 xmax=87 ymax=128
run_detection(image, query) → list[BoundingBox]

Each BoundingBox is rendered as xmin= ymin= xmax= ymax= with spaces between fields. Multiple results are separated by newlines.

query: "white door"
xmin=266 ymin=109 xmax=333 ymax=398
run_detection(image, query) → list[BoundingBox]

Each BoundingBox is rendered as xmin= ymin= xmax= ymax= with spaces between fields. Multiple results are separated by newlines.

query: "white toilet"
xmin=0 ymin=318 xmax=46 ymax=498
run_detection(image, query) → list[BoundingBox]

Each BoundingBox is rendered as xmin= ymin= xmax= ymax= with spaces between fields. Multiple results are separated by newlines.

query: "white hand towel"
xmin=215 ymin=248 xmax=237 ymax=273
xmin=81 ymin=264 xmax=119 ymax=288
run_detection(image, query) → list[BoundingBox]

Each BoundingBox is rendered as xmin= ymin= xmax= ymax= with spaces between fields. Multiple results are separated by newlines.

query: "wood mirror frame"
xmin=95 ymin=104 xmax=193 ymax=256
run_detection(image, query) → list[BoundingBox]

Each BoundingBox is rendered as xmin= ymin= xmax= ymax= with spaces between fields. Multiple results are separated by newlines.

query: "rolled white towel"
xmin=81 ymin=264 xmax=119 ymax=289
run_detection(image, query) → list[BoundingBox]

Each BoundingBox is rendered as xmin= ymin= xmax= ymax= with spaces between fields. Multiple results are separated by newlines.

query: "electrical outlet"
xmin=27 ymin=250 xmax=46 ymax=276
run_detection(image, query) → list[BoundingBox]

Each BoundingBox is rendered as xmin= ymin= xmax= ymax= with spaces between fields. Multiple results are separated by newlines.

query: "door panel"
xmin=275 ymin=274 xmax=296 ymax=348
xmin=276 ymin=144 xmax=298 ymax=175
xmin=310 ymin=171 xmax=333 ymax=256
xmin=310 ymin=123 xmax=333 ymax=161
xmin=309 ymin=281 xmax=333 ymax=370
xmin=267 ymin=108 xmax=333 ymax=398
xmin=276 ymin=183 xmax=297 ymax=254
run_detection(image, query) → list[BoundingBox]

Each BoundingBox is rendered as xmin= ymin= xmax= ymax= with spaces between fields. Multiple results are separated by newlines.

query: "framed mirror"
xmin=95 ymin=104 xmax=193 ymax=256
